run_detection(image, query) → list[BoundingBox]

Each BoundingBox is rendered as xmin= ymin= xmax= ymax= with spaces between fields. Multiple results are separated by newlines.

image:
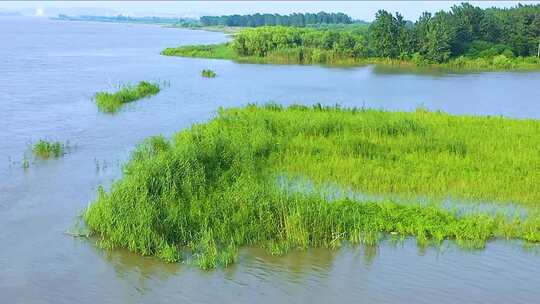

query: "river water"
xmin=2 ymin=17 xmax=540 ymax=303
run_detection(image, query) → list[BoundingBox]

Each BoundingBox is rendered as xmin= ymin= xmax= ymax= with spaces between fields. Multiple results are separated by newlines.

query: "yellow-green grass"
xmin=84 ymin=104 xmax=540 ymax=268
xmin=32 ymin=140 xmax=64 ymax=158
xmin=162 ymin=43 xmax=540 ymax=71
xmin=94 ymin=81 xmax=161 ymax=113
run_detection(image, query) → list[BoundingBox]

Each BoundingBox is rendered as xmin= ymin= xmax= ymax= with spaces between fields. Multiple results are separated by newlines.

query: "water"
xmin=277 ymin=175 xmax=531 ymax=218
xmin=1 ymin=16 xmax=540 ymax=303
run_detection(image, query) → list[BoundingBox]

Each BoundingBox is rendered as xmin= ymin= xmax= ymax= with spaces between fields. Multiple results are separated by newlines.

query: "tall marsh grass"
xmin=94 ymin=81 xmax=161 ymax=113
xmin=85 ymin=104 xmax=540 ymax=268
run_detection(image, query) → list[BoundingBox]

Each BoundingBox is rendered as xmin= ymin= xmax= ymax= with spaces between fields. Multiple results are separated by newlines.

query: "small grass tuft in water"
xmin=94 ymin=81 xmax=161 ymax=113
xmin=32 ymin=140 xmax=65 ymax=159
xmin=84 ymin=104 xmax=540 ymax=269
xmin=201 ymin=69 xmax=217 ymax=78
xmin=22 ymin=158 xmax=30 ymax=169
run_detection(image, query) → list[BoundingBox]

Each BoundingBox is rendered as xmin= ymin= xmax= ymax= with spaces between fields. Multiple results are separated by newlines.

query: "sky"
xmin=1 ymin=1 xmax=539 ymax=21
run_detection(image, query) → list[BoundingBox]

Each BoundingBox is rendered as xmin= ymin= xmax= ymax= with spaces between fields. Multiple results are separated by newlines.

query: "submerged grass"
xmin=32 ymin=140 xmax=65 ymax=158
xmin=161 ymin=43 xmax=540 ymax=71
xmin=201 ymin=69 xmax=217 ymax=78
xmin=94 ymin=81 xmax=161 ymax=113
xmin=84 ymin=104 xmax=540 ymax=268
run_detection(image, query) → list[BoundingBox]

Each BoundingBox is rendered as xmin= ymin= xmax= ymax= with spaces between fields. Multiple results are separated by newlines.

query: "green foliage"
xmin=162 ymin=3 xmax=540 ymax=69
xmin=444 ymin=55 xmax=540 ymax=70
xmin=85 ymin=104 xmax=540 ymax=268
xmin=369 ymin=10 xmax=413 ymax=58
xmin=163 ymin=3 xmax=540 ymax=70
xmin=163 ymin=41 xmax=539 ymax=71
xmin=231 ymin=26 xmax=367 ymax=58
xmin=464 ymin=40 xmax=515 ymax=59
xmin=94 ymin=81 xmax=160 ymax=113
xmin=161 ymin=43 xmax=236 ymax=59
xmin=32 ymin=140 xmax=64 ymax=159
xmin=201 ymin=69 xmax=217 ymax=78
xmin=415 ymin=11 xmax=455 ymax=63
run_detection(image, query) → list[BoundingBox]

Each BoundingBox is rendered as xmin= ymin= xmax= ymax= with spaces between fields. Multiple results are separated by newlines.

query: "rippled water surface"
xmin=2 ymin=17 xmax=540 ymax=303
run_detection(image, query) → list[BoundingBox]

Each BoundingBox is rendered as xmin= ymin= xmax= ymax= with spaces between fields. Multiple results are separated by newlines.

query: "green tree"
xmin=369 ymin=10 xmax=400 ymax=57
xmin=416 ymin=11 xmax=456 ymax=63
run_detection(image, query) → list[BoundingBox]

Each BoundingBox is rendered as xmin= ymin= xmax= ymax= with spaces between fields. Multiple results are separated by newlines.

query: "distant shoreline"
xmin=52 ymin=15 xmax=240 ymax=34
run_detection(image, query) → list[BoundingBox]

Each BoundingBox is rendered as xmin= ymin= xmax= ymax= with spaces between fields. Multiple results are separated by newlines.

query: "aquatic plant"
xmin=32 ymin=140 xmax=65 ymax=159
xmin=201 ymin=69 xmax=217 ymax=78
xmin=85 ymin=104 xmax=540 ymax=268
xmin=161 ymin=43 xmax=236 ymax=59
xmin=94 ymin=81 xmax=161 ymax=113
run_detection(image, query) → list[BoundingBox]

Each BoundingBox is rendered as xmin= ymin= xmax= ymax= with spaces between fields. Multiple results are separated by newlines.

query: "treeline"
xmin=369 ymin=3 xmax=540 ymax=62
xmin=200 ymin=12 xmax=353 ymax=27
xmin=232 ymin=3 xmax=540 ymax=63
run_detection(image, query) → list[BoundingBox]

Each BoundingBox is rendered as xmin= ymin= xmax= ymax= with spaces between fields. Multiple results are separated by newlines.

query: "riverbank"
xmin=53 ymin=16 xmax=242 ymax=34
xmin=85 ymin=104 xmax=540 ymax=268
xmin=164 ymin=24 xmax=243 ymax=34
xmin=162 ymin=43 xmax=540 ymax=71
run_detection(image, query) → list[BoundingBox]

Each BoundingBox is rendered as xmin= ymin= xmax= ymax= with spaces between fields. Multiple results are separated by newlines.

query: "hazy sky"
xmin=1 ymin=1 xmax=539 ymax=21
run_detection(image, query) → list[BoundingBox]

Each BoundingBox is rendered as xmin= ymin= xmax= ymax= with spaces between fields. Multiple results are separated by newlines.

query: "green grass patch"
xmin=161 ymin=43 xmax=237 ymax=60
xmin=84 ymin=104 xmax=540 ymax=268
xmin=32 ymin=140 xmax=65 ymax=159
xmin=161 ymin=43 xmax=540 ymax=71
xmin=94 ymin=81 xmax=161 ymax=113
xmin=201 ymin=69 xmax=217 ymax=78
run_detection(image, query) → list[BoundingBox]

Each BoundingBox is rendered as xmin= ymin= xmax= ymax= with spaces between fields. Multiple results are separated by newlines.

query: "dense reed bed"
xmin=161 ymin=44 xmax=236 ymax=59
xmin=94 ymin=81 xmax=161 ymax=113
xmin=201 ymin=69 xmax=217 ymax=78
xmin=32 ymin=140 xmax=64 ymax=158
xmin=161 ymin=43 xmax=540 ymax=71
xmin=85 ymin=104 xmax=540 ymax=268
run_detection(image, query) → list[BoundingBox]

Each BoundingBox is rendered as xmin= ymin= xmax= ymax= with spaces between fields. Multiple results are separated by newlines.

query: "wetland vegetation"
xmin=94 ymin=81 xmax=161 ymax=113
xmin=201 ymin=69 xmax=217 ymax=78
xmin=32 ymin=140 xmax=65 ymax=159
xmin=84 ymin=104 xmax=540 ymax=269
xmin=163 ymin=3 xmax=540 ymax=70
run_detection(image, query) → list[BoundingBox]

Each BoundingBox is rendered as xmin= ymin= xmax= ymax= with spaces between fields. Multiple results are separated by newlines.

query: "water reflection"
xmin=242 ymin=247 xmax=338 ymax=282
xmin=371 ymin=63 xmax=540 ymax=77
xmin=277 ymin=174 xmax=533 ymax=218
xmin=93 ymin=239 xmax=540 ymax=304
xmin=96 ymin=245 xmax=181 ymax=292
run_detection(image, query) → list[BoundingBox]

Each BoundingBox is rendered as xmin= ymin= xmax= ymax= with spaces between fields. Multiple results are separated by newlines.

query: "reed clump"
xmin=201 ymin=69 xmax=217 ymax=78
xmin=161 ymin=43 xmax=236 ymax=59
xmin=32 ymin=140 xmax=65 ymax=158
xmin=84 ymin=104 xmax=540 ymax=268
xmin=94 ymin=81 xmax=161 ymax=113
